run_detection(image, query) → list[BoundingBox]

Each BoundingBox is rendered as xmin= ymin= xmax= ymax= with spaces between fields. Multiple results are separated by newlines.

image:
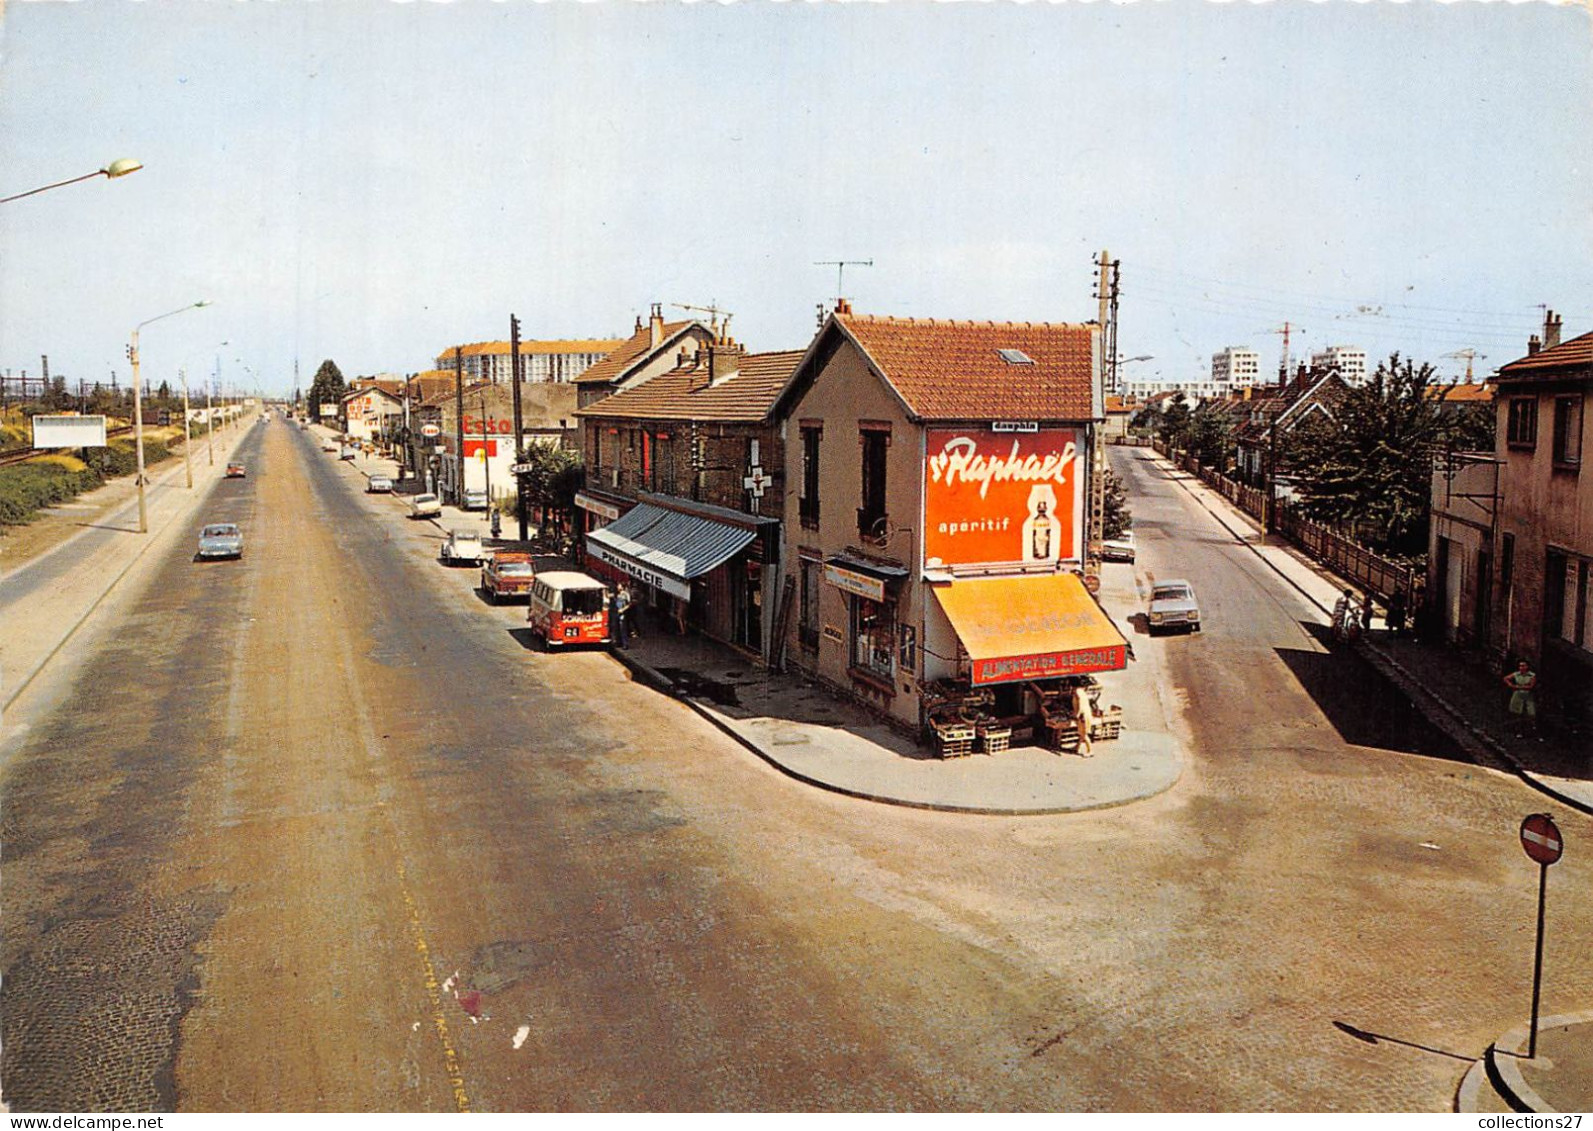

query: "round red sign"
xmin=1520 ymin=813 xmax=1564 ymax=866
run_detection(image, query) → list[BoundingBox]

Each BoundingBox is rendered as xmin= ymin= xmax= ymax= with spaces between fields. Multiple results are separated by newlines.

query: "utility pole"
xmin=180 ymin=368 xmax=193 ymax=488
xmin=1088 ymin=249 xmax=1119 ymax=573
xmin=510 ymin=315 xmax=528 ymax=541
xmin=206 ymin=360 xmax=216 ymax=467
xmin=454 ymin=347 xmax=465 ymax=508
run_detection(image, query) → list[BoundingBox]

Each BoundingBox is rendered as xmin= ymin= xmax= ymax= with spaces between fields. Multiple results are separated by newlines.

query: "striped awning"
xmin=586 ymin=502 xmax=756 ymax=600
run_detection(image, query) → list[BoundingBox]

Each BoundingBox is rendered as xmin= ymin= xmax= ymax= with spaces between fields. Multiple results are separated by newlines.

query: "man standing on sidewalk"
xmin=1503 ymin=660 xmax=1540 ymax=739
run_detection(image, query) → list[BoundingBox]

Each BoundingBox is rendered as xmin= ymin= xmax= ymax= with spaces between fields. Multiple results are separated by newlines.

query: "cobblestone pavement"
xmin=2 ymin=427 xmax=1590 ymax=1111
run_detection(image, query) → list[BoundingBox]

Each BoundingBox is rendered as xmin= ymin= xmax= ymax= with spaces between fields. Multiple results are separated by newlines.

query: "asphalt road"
xmin=2 ymin=427 xmax=1589 ymax=1112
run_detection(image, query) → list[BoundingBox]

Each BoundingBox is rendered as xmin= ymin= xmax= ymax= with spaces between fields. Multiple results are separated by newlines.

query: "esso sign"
xmin=421 ymin=424 xmax=441 ymax=438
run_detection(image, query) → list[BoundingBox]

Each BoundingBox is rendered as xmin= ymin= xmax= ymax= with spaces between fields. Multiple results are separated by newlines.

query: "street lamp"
xmin=128 ymin=301 xmax=211 ymax=533
xmin=2 ymin=159 xmax=143 ymax=205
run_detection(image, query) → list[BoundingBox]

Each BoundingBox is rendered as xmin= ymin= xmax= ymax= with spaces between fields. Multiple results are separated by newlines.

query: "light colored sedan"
xmin=440 ymin=529 xmax=485 ymax=566
xmin=408 ymin=493 xmax=442 ymax=519
xmin=1148 ymin=579 xmax=1200 ymax=634
xmin=1101 ymin=530 xmax=1136 ymax=562
xmin=367 ymin=474 xmax=394 ymax=493
xmin=196 ymin=522 xmax=244 ymax=560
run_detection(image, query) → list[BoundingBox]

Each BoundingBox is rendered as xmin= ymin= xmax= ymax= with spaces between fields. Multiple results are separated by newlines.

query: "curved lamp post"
xmin=1 ymin=159 xmax=143 ymax=205
xmin=129 ymin=302 xmax=211 ymax=533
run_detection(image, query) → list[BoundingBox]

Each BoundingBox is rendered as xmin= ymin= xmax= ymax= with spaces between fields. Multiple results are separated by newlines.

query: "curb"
xmin=1482 ymin=1011 xmax=1593 ymax=1114
xmin=1145 ymin=450 xmax=1593 ymax=819
xmin=606 ymin=646 xmax=1183 ymax=817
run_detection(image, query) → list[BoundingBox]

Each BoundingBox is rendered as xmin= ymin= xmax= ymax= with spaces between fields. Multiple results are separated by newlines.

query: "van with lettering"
xmin=526 ymin=571 xmax=611 ymax=649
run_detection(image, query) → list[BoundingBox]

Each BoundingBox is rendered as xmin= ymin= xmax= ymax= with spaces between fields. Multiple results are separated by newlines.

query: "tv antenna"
xmin=814 ymin=259 xmax=872 ymax=302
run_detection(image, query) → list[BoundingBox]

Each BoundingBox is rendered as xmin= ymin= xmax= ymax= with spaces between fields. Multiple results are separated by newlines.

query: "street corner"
xmin=1468 ymin=1011 xmax=1593 ymax=1114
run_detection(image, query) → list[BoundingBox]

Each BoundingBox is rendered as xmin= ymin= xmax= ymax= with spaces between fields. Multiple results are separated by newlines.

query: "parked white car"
xmin=440 ymin=529 xmax=485 ymax=566
xmin=408 ymin=493 xmax=442 ymax=519
xmin=462 ymin=488 xmax=489 ymax=511
xmin=367 ymin=474 xmax=393 ymax=494
xmin=1101 ymin=530 xmax=1136 ymax=563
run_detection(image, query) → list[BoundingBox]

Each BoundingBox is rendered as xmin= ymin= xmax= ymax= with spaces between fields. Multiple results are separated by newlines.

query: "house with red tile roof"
xmin=770 ymin=304 xmax=1127 ymax=741
xmin=573 ymin=304 xmax=716 ymax=409
xmin=573 ymin=342 xmax=804 ymax=657
xmin=1453 ymin=310 xmax=1593 ymax=721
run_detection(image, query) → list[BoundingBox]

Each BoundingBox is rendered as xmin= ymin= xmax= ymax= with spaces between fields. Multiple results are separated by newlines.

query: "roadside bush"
xmin=0 ymin=462 xmax=101 ymax=525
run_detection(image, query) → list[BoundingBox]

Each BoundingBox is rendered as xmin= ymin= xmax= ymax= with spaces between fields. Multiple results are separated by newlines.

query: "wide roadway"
xmin=2 ymin=426 xmax=1589 ymax=1111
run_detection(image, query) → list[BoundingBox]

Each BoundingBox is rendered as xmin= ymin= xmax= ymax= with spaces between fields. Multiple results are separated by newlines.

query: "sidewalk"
xmin=1456 ymin=1011 xmax=1593 ymax=1114
xmin=1149 ymin=451 xmax=1593 ymax=816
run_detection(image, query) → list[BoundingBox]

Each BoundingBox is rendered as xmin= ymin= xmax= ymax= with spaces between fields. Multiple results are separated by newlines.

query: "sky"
xmin=1 ymin=1 xmax=1590 ymax=399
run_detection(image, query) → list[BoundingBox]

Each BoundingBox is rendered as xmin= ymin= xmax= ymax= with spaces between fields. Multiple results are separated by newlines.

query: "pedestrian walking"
xmin=1503 ymin=660 xmax=1540 ymax=739
xmin=490 ymin=509 xmax=501 ymax=540
xmin=1332 ymin=589 xmax=1357 ymax=643
xmin=1072 ymin=683 xmax=1095 ymax=758
xmin=1386 ymin=586 xmax=1407 ymax=637
xmin=610 ymin=585 xmax=630 ymax=650
xmin=1360 ymin=591 xmax=1375 ymax=634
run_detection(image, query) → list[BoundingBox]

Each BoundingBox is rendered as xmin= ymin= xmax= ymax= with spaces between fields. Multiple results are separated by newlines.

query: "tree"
xmin=1283 ymin=353 xmax=1454 ymax=558
xmin=1187 ymin=402 xmax=1235 ymax=470
xmin=1102 ymin=467 xmax=1132 ymax=540
xmin=1157 ymin=392 xmax=1192 ymax=450
xmin=306 ymin=359 xmax=346 ymax=423
xmin=519 ymin=442 xmax=583 ymax=536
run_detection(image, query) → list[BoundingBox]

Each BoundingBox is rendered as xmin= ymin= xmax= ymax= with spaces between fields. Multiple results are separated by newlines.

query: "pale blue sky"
xmin=1 ymin=1 xmax=1589 ymax=397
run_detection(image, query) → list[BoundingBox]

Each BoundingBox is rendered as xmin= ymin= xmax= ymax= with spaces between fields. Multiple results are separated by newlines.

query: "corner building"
xmin=773 ymin=306 xmax=1127 ymax=739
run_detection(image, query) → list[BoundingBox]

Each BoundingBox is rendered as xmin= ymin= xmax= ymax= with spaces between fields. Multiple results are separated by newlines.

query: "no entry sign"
xmin=1520 ymin=813 xmax=1564 ymax=866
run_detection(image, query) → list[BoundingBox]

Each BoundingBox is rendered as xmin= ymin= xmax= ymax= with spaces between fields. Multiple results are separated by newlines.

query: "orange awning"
xmin=933 ymin=572 xmax=1128 ymax=685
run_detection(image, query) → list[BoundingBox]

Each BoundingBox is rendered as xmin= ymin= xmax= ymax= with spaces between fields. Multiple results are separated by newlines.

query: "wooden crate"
xmin=934 ymin=722 xmax=976 ymax=758
xmin=1090 ymin=705 xmax=1124 ymax=742
xmin=978 ymin=725 xmax=1012 ymax=755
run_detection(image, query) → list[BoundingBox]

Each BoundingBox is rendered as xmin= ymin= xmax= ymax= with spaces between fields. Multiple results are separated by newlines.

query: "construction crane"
xmin=1261 ymin=322 xmax=1304 ymax=382
xmin=1442 ymin=348 xmax=1486 ymax=383
xmin=672 ymin=302 xmax=733 ymax=340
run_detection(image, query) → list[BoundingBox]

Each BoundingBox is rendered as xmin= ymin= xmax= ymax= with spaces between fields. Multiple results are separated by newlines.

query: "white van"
xmin=527 ymin=571 xmax=611 ymax=648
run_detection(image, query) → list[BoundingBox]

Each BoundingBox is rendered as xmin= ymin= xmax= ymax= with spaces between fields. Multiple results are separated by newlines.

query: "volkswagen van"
xmin=526 ymin=571 xmax=611 ymax=648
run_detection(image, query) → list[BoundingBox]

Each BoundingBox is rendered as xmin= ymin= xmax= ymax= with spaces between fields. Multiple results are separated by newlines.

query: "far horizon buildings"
xmin=1211 ymin=347 xmax=1262 ymax=386
xmin=1309 ymin=345 xmax=1368 ymax=386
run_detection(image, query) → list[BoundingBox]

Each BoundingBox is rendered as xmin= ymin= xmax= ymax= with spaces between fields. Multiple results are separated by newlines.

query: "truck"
xmin=480 ymin=551 xmax=535 ymax=603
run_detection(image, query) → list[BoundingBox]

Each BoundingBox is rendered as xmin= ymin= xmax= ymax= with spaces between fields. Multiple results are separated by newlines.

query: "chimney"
xmin=634 ymin=314 xmax=644 ymax=334
xmin=649 ymin=303 xmax=664 ymax=349
xmin=1545 ymin=309 xmax=1562 ymax=350
xmin=835 ymin=297 xmax=852 ymax=316
xmin=1528 ymin=334 xmax=1542 ymax=356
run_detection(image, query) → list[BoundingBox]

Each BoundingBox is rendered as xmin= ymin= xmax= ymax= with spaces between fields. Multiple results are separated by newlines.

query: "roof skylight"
xmin=997 ymin=348 xmax=1036 ymax=365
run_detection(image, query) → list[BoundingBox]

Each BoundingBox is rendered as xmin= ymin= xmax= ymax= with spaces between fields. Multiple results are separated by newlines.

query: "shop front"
xmin=584 ymin=497 xmax=778 ymax=655
xmin=923 ymin=571 xmax=1127 ymax=756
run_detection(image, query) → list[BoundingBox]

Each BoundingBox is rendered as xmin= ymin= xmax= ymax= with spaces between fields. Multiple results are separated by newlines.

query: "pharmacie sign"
xmin=923 ymin=427 xmax=1083 ymax=570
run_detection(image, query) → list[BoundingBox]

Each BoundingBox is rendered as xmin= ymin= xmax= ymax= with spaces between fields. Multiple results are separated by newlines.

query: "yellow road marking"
xmin=397 ymin=859 xmax=472 ymax=1112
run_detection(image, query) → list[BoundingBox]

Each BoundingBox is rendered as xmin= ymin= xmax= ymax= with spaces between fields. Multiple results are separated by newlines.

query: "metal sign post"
xmin=1518 ymin=812 xmax=1563 ymax=1058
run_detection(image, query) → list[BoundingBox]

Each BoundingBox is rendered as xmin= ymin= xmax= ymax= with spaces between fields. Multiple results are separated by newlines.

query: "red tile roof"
xmin=1497 ymin=330 xmax=1593 ymax=379
xmin=833 ymin=314 xmax=1097 ymax=421
xmin=574 ymin=321 xmax=702 ymax=386
xmin=577 ymin=350 xmax=804 ymax=423
xmin=1430 ymin=382 xmax=1494 ymax=403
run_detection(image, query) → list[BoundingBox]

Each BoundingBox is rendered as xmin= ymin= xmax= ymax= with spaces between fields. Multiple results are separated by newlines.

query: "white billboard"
xmin=319 ymin=403 xmax=338 ymax=418
xmin=32 ymin=414 xmax=108 ymax=448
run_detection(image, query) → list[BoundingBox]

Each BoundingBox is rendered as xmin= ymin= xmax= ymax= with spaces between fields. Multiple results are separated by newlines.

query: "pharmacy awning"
xmin=933 ymin=572 xmax=1128 ymax=685
xmin=586 ymin=502 xmax=756 ymax=600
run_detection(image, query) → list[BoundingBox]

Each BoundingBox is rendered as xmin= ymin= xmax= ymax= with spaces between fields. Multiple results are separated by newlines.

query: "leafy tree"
xmin=1283 ymin=353 xmax=1453 ymax=557
xmin=1188 ymin=402 xmax=1235 ymax=469
xmin=519 ymin=442 xmax=583 ymax=534
xmin=1157 ymin=392 xmax=1192 ymax=450
xmin=1102 ymin=467 xmax=1132 ymax=540
xmin=1444 ymin=399 xmax=1495 ymax=454
xmin=1130 ymin=402 xmax=1162 ymax=437
xmin=306 ymin=359 xmax=346 ymax=423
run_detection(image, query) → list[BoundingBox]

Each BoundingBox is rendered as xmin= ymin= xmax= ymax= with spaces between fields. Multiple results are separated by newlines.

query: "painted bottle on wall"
xmin=1022 ymin=484 xmax=1060 ymax=564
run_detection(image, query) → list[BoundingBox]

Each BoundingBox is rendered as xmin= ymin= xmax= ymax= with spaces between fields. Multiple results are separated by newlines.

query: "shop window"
xmin=850 ymin=595 xmax=895 ymax=682
xmin=858 ymin=426 xmax=889 ymax=538
xmin=1507 ymin=398 xmax=1538 ymax=449
xmin=800 ymin=426 xmax=822 ymax=528
xmin=1552 ymin=396 xmax=1582 ymax=468
xmin=799 ymin=556 xmax=821 ymax=650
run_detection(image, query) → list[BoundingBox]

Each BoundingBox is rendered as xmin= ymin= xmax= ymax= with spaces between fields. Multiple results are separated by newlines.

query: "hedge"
xmin=0 ymin=437 xmax=176 ymax=526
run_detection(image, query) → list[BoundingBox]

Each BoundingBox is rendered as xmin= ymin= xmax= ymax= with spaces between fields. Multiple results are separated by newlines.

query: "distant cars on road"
xmin=339 ymin=447 xmax=358 ymax=461
xmin=408 ymin=493 xmax=442 ymax=519
xmin=196 ymin=523 xmax=244 ymax=561
xmin=462 ymin=488 xmax=489 ymax=511
xmin=322 ymin=441 xmax=338 ymax=452
xmin=225 ymin=462 xmax=246 ymax=479
xmin=1148 ymin=579 xmax=1201 ymax=634
xmin=367 ymin=474 xmax=393 ymax=493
